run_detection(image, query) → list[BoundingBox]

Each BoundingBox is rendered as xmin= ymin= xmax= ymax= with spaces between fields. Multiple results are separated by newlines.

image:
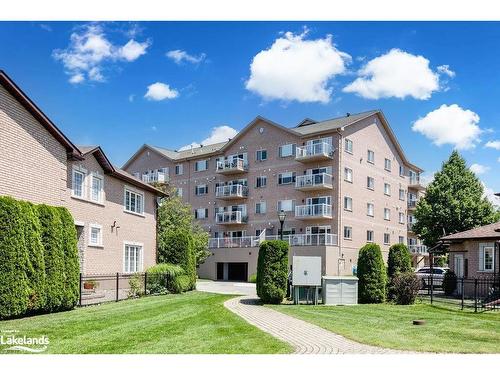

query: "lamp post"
xmin=278 ymin=210 xmax=286 ymax=240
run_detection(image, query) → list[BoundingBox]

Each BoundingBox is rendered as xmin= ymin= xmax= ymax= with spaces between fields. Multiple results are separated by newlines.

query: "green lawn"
xmin=0 ymin=292 xmax=292 ymax=354
xmin=271 ymin=302 xmax=500 ymax=353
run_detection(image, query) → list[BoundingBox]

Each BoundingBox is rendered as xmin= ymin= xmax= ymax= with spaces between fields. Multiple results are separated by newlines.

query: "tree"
xmin=357 ymin=243 xmax=386 ymax=304
xmin=414 ymin=151 xmax=498 ymax=247
xmin=192 ymin=224 xmax=210 ymax=268
xmin=387 ymin=244 xmax=412 ymax=279
xmin=256 ymin=240 xmax=289 ymax=304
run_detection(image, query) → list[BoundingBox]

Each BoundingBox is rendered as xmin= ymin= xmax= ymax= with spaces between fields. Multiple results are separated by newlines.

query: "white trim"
xmin=90 ymin=172 xmax=104 ymax=204
xmin=123 ymin=241 xmax=144 ymax=273
xmin=88 ymin=223 xmax=103 ymax=247
xmin=74 ymin=220 xmax=85 ymax=227
xmin=71 ymin=168 xmax=86 ymax=199
xmin=123 ymin=186 xmax=145 ymax=215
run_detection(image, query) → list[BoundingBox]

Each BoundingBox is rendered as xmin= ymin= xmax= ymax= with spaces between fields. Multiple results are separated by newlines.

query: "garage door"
xmin=227 ymin=263 xmax=248 ymax=281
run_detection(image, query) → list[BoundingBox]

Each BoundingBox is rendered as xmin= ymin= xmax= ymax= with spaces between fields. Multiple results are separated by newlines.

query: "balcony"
xmin=408 ymin=200 xmax=418 ymax=209
xmin=295 ymin=203 xmax=333 ymax=220
xmin=409 ymin=176 xmax=425 ymax=191
xmin=208 ymin=233 xmax=338 ymax=249
xmin=295 ymin=173 xmax=333 ymax=191
xmin=215 ymin=184 xmax=249 ymax=200
xmin=216 ymin=158 xmax=247 ymax=175
xmin=409 ymin=245 xmax=428 ymax=255
xmin=408 ymin=222 xmax=416 ymax=232
xmin=295 ymin=142 xmax=334 ymax=162
xmin=141 ymin=171 xmax=168 ymax=183
xmin=215 ymin=211 xmax=246 ymax=225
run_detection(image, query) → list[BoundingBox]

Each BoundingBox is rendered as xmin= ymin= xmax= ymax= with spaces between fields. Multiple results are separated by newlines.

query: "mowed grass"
xmin=0 ymin=292 xmax=292 ymax=354
xmin=271 ymin=302 xmax=500 ymax=353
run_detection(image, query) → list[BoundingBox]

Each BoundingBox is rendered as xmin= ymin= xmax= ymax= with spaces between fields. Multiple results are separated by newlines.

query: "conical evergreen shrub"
xmin=357 ymin=243 xmax=387 ymax=303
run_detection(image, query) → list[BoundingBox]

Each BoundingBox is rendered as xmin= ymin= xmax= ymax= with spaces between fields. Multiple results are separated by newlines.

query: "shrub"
xmin=357 ymin=243 xmax=387 ymax=303
xmin=0 ymin=197 xmax=30 ymax=319
xmin=390 ymin=272 xmax=420 ymax=305
xmin=387 ymin=244 xmax=412 ymax=279
xmin=37 ymin=204 xmax=66 ymax=312
xmin=146 ymin=263 xmax=185 ymax=294
xmin=256 ymin=240 xmax=289 ymax=304
xmin=170 ymin=275 xmax=192 ymax=294
xmin=128 ymin=273 xmax=144 ymax=298
xmin=443 ymin=270 xmax=458 ymax=296
xmin=248 ymin=273 xmax=257 ymax=283
xmin=57 ymin=207 xmax=80 ymax=309
xmin=17 ymin=200 xmax=46 ymax=312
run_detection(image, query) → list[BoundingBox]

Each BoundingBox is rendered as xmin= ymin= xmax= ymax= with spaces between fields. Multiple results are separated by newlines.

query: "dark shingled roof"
xmin=441 ymin=221 xmax=500 ymax=241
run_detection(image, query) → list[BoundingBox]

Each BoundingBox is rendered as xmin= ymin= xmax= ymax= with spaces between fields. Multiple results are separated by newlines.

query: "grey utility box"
xmin=322 ymin=276 xmax=358 ymax=305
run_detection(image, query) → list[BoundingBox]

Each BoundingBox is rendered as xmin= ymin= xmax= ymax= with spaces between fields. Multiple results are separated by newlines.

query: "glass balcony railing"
xmin=295 ymin=203 xmax=332 ymax=219
xmin=295 ymin=173 xmax=333 ymax=190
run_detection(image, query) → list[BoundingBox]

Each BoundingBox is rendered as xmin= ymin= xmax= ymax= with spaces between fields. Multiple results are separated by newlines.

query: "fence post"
xmin=430 ymin=275 xmax=433 ymax=305
xmin=461 ymin=277 xmax=464 ymax=310
xmin=116 ymin=272 xmax=119 ymax=302
xmin=474 ymin=278 xmax=478 ymax=313
xmin=144 ymin=272 xmax=148 ymax=296
xmin=79 ymin=273 xmax=83 ymax=306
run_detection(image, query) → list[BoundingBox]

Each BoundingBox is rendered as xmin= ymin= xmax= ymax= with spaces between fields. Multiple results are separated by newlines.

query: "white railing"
xmin=295 ymin=203 xmax=332 ymax=218
xmin=141 ymin=171 xmax=168 ymax=183
xmin=409 ymin=245 xmax=428 ymax=255
xmin=216 ymin=158 xmax=247 ymax=172
xmin=408 ymin=200 xmax=418 ymax=208
xmin=215 ymin=184 xmax=249 ymax=198
xmin=296 ymin=142 xmax=333 ymax=159
xmin=295 ymin=173 xmax=332 ymax=189
xmin=409 ymin=176 xmax=421 ymax=186
xmin=208 ymin=232 xmax=338 ymax=248
xmin=215 ymin=210 xmax=245 ymax=224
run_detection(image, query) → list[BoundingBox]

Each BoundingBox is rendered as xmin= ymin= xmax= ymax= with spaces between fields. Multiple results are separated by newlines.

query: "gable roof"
xmin=294 ymin=110 xmax=379 ymax=134
xmin=78 ymin=145 xmax=166 ymax=196
xmin=441 ymin=221 xmax=500 ymax=241
xmin=0 ymin=70 xmax=81 ymax=159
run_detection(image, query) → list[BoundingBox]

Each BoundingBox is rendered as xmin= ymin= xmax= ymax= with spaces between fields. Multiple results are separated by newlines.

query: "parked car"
xmin=415 ymin=267 xmax=450 ymax=288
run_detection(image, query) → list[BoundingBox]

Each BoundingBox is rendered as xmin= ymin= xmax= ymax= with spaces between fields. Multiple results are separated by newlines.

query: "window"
xmin=175 ymin=164 xmax=183 ymax=175
xmin=344 ymin=167 xmax=353 ymax=183
xmin=195 ymin=184 xmax=208 ymax=196
xmin=277 ymin=200 xmax=294 ymax=212
xmin=72 ymin=170 xmax=85 ymax=198
xmin=124 ymin=244 xmax=143 ymax=273
xmin=124 ymin=189 xmax=144 ymax=214
xmin=399 ymin=165 xmax=405 ymax=176
xmin=384 ymin=208 xmax=391 ymax=221
xmin=194 ymin=208 xmax=208 ymax=219
xmin=195 ymin=160 xmax=208 ymax=172
xmin=256 ymin=149 xmax=268 ymax=161
xmin=367 ymin=150 xmax=375 ymax=164
xmin=384 ymin=158 xmax=392 ymax=171
xmin=367 ymin=203 xmax=374 ymax=217
xmin=399 ymin=236 xmax=405 ymax=244
xmin=367 ymin=230 xmax=374 ymax=242
xmin=399 ymin=188 xmax=405 ymax=201
xmin=279 ymin=144 xmax=296 ymax=157
xmin=256 ymin=176 xmax=267 ymax=188
xmin=384 ymin=233 xmax=390 ymax=245
xmin=278 ymin=172 xmax=295 ymax=185
xmin=384 ymin=183 xmax=391 ymax=196
xmin=367 ymin=176 xmax=374 ymax=190
xmin=344 ymin=196 xmax=352 ymax=211
xmin=176 ymin=187 xmax=183 ymax=197
xmin=255 ymin=201 xmax=267 ymax=214
xmin=399 ymin=212 xmax=405 ymax=224
xmin=480 ymin=245 xmax=495 ymax=271
xmin=344 ymin=138 xmax=353 ymax=153
xmin=90 ymin=175 xmax=103 ymax=203
xmin=89 ymin=224 xmax=102 ymax=246
xmin=344 ymin=226 xmax=352 ymax=240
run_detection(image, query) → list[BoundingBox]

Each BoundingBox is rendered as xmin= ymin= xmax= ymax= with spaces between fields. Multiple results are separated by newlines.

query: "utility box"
xmin=292 ymin=256 xmax=322 ymax=286
xmin=322 ymin=276 xmax=358 ymax=305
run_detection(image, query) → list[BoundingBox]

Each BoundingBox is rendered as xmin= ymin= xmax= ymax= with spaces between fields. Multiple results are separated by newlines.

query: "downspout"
xmin=335 ymin=128 xmax=343 ymax=273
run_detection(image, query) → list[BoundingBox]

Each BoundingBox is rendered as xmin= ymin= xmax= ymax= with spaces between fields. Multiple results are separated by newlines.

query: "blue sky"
xmin=1 ymin=21 xmax=499 ymax=203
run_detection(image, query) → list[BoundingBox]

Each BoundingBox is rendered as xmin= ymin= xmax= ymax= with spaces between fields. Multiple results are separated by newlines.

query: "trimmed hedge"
xmin=387 ymin=244 xmax=412 ymax=279
xmin=357 ymin=243 xmax=387 ymax=304
xmin=256 ymin=240 xmax=289 ymax=304
xmin=146 ymin=263 xmax=186 ymax=294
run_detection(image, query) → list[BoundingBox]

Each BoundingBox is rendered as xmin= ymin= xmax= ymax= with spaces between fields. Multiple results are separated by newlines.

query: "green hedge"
xmin=357 ymin=243 xmax=387 ymax=304
xmin=387 ymin=244 xmax=412 ymax=279
xmin=146 ymin=263 xmax=186 ymax=294
xmin=256 ymin=240 xmax=289 ymax=304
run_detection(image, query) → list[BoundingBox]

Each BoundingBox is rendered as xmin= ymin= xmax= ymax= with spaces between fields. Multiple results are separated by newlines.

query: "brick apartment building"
xmin=0 ymin=70 xmax=164 ymax=275
xmin=124 ymin=111 xmax=428 ymax=281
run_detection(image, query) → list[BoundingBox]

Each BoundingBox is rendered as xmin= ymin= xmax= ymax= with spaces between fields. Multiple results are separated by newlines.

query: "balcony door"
xmin=305 ymin=226 xmax=331 ymax=245
xmin=306 ymin=196 xmax=331 ymax=205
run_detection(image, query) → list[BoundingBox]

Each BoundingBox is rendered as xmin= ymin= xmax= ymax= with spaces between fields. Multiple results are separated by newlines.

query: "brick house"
xmin=0 ymin=70 xmax=164 ymax=275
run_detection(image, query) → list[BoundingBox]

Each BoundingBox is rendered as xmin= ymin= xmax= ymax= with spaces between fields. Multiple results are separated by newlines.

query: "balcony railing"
xmin=208 ymin=233 xmax=338 ymax=249
xmin=408 ymin=222 xmax=416 ymax=232
xmin=295 ymin=142 xmax=334 ymax=162
xmin=409 ymin=245 xmax=428 ymax=255
xmin=141 ymin=172 xmax=168 ymax=183
xmin=215 ymin=211 xmax=246 ymax=225
xmin=295 ymin=173 xmax=333 ymax=191
xmin=215 ymin=184 xmax=249 ymax=199
xmin=408 ymin=200 xmax=417 ymax=208
xmin=216 ymin=158 xmax=247 ymax=174
xmin=295 ymin=203 xmax=332 ymax=219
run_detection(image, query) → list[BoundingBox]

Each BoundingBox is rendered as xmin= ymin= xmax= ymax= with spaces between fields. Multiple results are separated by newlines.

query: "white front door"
xmin=454 ymin=254 xmax=464 ymax=294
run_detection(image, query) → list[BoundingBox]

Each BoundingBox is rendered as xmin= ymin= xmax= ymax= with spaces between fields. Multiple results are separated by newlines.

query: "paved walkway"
xmin=224 ymin=296 xmax=407 ymax=354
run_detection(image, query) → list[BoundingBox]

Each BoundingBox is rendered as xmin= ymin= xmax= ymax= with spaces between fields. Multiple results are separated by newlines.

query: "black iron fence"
xmin=419 ymin=275 xmax=500 ymax=312
xmin=78 ymin=272 xmax=175 ymax=306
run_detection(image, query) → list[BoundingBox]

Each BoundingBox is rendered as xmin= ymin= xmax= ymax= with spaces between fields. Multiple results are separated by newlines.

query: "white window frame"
xmin=367 ymin=230 xmax=374 ymax=242
xmin=367 ymin=176 xmax=374 ymax=190
xmin=277 ymin=199 xmax=294 ymax=212
xmin=256 ymin=175 xmax=267 ymax=188
xmin=90 ymin=173 xmax=104 ymax=203
xmin=123 ymin=242 xmax=144 ymax=273
xmin=72 ymin=168 xmax=86 ymax=198
xmin=399 ymin=212 xmax=405 ymax=224
xmin=278 ymin=172 xmax=295 ymax=185
xmin=195 ymin=160 xmax=208 ymax=172
xmin=255 ymin=201 xmax=267 ymax=214
xmin=344 ymin=138 xmax=353 ymax=154
xmin=344 ymin=196 xmax=352 ymax=212
xmin=256 ymin=149 xmax=267 ymax=161
xmin=344 ymin=167 xmax=353 ymax=183
xmin=88 ymin=224 xmax=103 ymax=247
xmin=399 ymin=165 xmax=405 ymax=177
xmin=384 ymin=208 xmax=391 ymax=221
xmin=195 ymin=184 xmax=208 ymax=196
xmin=175 ymin=164 xmax=183 ymax=175
xmin=124 ymin=187 xmax=145 ymax=216
xmin=367 ymin=150 xmax=375 ymax=164
xmin=384 ymin=233 xmax=390 ymax=245
xmin=344 ymin=226 xmax=352 ymax=240
xmin=195 ymin=208 xmax=208 ymax=219
xmin=384 ymin=183 xmax=391 ymax=196
xmin=479 ymin=244 xmax=495 ymax=272
xmin=367 ymin=203 xmax=374 ymax=217
xmin=384 ymin=158 xmax=392 ymax=172
xmin=399 ymin=188 xmax=405 ymax=201
xmin=279 ymin=143 xmax=296 ymax=158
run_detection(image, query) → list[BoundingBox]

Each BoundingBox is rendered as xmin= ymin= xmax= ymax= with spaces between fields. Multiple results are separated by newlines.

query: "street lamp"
xmin=278 ymin=210 xmax=286 ymax=240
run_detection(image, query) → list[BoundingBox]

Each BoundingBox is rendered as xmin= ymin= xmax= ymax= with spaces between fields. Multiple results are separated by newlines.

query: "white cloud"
xmin=53 ymin=24 xmax=150 ymax=84
xmin=343 ymin=49 xmax=448 ymax=100
xmin=144 ymin=82 xmax=179 ymax=101
xmin=420 ymin=171 xmax=436 ymax=187
xmin=482 ymin=182 xmax=500 ymax=208
xmin=128 ymin=94 xmax=135 ymax=102
xmin=485 ymin=140 xmax=500 ymax=150
xmin=245 ymin=28 xmax=351 ymax=103
xmin=498 ymin=157 xmax=500 ymax=163
xmin=179 ymin=125 xmax=238 ymax=151
xmin=470 ymin=163 xmax=490 ymax=175
xmin=166 ymin=49 xmax=206 ymax=65
xmin=412 ymin=104 xmax=481 ymax=150
xmin=437 ymin=64 xmax=456 ymax=78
